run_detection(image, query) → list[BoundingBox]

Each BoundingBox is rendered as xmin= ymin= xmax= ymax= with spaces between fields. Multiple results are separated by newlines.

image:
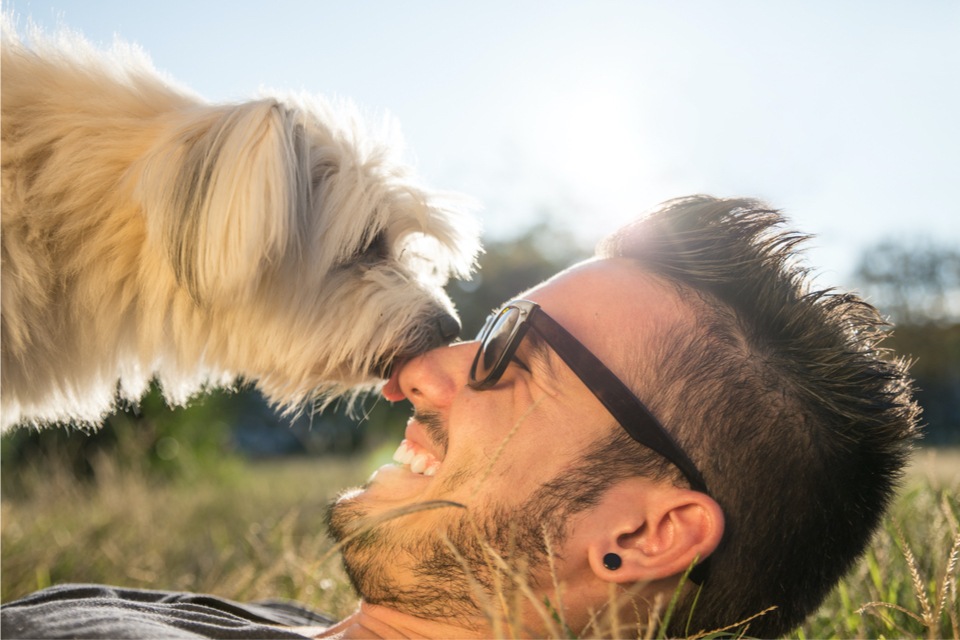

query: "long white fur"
xmin=0 ymin=17 xmax=481 ymax=431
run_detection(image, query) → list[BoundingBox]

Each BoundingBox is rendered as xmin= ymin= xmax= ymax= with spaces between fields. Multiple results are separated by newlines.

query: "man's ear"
xmin=584 ymin=477 xmax=724 ymax=584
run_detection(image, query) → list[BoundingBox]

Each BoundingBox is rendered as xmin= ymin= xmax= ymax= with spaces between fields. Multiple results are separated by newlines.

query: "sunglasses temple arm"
xmin=531 ymin=310 xmax=709 ymax=495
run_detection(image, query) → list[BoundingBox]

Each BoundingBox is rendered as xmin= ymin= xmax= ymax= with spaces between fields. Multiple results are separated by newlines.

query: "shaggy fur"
xmin=0 ymin=18 xmax=481 ymax=431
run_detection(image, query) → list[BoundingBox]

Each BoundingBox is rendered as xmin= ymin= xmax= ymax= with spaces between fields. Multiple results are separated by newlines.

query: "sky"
xmin=5 ymin=0 xmax=959 ymax=290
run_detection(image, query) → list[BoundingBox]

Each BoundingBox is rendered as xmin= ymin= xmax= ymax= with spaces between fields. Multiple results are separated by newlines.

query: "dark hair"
xmin=589 ymin=195 xmax=921 ymax=637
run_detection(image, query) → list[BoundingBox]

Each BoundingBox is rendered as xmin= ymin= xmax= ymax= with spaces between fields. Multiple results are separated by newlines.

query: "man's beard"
xmin=324 ymin=475 xmax=573 ymax=624
xmin=323 ymin=424 xmax=635 ymax=624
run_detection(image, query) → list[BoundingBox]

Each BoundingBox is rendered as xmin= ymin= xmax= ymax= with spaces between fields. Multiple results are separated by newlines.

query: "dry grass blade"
xmin=542 ymin=524 xmax=570 ymax=637
xmin=856 ymin=601 xmax=925 ymax=638
xmin=479 ymin=537 xmax=564 ymax=639
xmin=641 ymin=593 xmax=665 ymax=640
xmin=461 ymin=394 xmax=548 ymax=636
xmin=580 ymin=580 xmax=648 ymax=639
xmin=469 ymin=395 xmax=546 ymax=504
xmin=688 ymin=605 xmax=777 ymax=639
xmin=937 ymin=528 xmax=960 ymax=639
xmin=439 ymin=530 xmax=503 ymax=637
xmin=606 ymin=581 xmax=621 ymax=640
xmin=464 ymin=512 xmax=513 ymax=636
xmin=580 ymin=605 xmax=603 ymax=639
xmin=894 ymin=517 xmax=935 ymax=626
xmin=936 ymin=529 xmax=960 ymax=612
xmin=949 ymin=576 xmax=960 ymax=640
xmin=501 ymin=523 xmax=523 ymax=639
xmin=310 ymin=500 xmax=466 ymax=571
xmin=856 ymin=600 xmax=925 ymax=623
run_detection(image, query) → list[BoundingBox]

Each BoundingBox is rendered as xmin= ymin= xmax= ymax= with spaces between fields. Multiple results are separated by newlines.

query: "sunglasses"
xmin=468 ymin=299 xmax=708 ymax=495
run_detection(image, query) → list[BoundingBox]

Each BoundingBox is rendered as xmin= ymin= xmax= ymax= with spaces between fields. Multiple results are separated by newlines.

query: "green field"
xmin=2 ymin=442 xmax=957 ymax=638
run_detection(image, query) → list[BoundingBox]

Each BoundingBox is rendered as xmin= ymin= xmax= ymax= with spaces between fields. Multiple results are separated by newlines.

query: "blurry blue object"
xmin=227 ymin=391 xmax=364 ymax=457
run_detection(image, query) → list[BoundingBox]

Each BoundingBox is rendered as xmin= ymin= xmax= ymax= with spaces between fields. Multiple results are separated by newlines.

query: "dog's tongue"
xmin=382 ymin=359 xmax=407 ymax=402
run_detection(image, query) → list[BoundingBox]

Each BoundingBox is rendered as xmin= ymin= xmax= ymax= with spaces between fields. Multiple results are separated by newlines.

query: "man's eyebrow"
xmin=523 ymin=330 xmax=563 ymax=387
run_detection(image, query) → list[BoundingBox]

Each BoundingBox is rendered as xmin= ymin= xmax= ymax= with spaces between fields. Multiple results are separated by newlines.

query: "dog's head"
xmin=133 ymin=95 xmax=481 ymax=409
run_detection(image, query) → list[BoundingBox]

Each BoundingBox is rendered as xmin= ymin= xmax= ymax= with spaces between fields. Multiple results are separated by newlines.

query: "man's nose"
xmin=381 ymin=342 xmax=477 ymax=405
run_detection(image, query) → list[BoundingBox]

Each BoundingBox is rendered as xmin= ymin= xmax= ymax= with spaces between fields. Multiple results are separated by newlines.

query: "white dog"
xmin=0 ymin=18 xmax=481 ymax=432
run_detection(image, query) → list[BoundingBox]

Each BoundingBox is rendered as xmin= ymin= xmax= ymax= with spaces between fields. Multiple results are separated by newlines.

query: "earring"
xmin=603 ymin=553 xmax=622 ymax=571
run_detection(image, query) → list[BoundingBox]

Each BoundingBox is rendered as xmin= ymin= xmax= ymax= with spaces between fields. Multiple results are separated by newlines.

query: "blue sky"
xmin=6 ymin=1 xmax=959 ymax=290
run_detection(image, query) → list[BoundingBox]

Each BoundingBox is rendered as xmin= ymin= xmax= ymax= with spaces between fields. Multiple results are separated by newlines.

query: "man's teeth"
xmin=393 ymin=441 xmax=416 ymax=465
xmin=391 ymin=440 xmax=438 ymax=476
xmin=411 ymin=454 xmax=428 ymax=474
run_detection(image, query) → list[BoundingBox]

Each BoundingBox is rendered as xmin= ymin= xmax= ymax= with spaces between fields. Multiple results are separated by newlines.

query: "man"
xmin=319 ymin=194 xmax=919 ymax=638
xmin=1 ymin=196 xmax=919 ymax=638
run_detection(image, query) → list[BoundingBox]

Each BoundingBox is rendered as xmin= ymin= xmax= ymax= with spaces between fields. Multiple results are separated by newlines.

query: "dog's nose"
xmin=438 ymin=313 xmax=461 ymax=342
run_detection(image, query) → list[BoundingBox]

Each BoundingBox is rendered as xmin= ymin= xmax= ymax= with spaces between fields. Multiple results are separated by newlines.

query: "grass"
xmin=0 ymin=447 xmax=375 ymax=620
xmin=1 ymin=440 xmax=958 ymax=638
xmin=798 ymin=468 xmax=959 ymax=639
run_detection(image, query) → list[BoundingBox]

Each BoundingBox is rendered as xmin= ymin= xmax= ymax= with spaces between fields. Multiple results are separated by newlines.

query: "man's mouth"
xmin=392 ymin=439 xmax=440 ymax=477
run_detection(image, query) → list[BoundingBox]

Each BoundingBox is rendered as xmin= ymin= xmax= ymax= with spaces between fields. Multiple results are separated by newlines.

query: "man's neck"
xmin=315 ymin=601 xmax=488 ymax=639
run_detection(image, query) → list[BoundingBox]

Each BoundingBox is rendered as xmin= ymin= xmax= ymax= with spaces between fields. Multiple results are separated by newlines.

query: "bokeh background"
xmin=2 ymin=3 xmax=958 ymax=637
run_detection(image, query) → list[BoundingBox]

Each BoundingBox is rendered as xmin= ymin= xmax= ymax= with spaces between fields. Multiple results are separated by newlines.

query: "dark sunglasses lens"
xmin=474 ymin=307 xmax=521 ymax=383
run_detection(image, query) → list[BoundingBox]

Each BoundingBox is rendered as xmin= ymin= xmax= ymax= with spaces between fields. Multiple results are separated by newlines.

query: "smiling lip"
xmin=404 ymin=418 xmax=442 ymax=462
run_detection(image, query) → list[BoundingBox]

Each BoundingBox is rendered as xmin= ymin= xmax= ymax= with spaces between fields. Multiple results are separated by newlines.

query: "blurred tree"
xmin=854 ymin=237 xmax=960 ymax=325
xmin=854 ymin=236 xmax=960 ymax=445
xmin=881 ymin=324 xmax=960 ymax=445
xmin=446 ymin=219 xmax=591 ymax=339
xmin=0 ymin=382 xmax=239 ymax=494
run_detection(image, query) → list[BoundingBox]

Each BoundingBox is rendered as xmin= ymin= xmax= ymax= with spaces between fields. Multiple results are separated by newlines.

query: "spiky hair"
xmin=596 ymin=195 xmax=921 ymax=637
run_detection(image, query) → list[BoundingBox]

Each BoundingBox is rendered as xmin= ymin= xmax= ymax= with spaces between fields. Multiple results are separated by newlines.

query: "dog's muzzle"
xmin=377 ymin=312 xmax=461 ymax=379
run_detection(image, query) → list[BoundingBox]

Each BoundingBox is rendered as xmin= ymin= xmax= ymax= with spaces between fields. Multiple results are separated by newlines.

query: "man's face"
xmin=326 ymin=259 xmax=688 ymax=624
